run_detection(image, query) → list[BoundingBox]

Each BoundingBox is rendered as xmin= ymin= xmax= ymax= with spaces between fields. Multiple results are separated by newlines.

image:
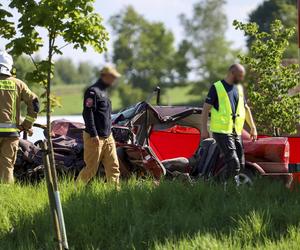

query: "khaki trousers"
xmin=0 ymin=137 xmax=19 ymax=184
xmin=77 ymin=132 xmax=120 ymax=185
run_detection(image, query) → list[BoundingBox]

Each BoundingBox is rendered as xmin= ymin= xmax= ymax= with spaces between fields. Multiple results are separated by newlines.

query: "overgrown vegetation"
xmin=234 ymin=19 xmax=300 ymax=135
xmin=0 ymin=179 xmax=299 ymax=249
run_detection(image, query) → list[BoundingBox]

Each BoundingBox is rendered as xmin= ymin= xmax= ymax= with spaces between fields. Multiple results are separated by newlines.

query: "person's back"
xmin=0 ymin=75 xmax=39 ymax=135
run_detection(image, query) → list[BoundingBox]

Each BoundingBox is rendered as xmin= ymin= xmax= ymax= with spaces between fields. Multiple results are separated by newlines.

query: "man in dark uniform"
xmin=76 ymin=66 xmax=121 ymax=185
xmin=201 ymin=64 xmax=257 ymax=180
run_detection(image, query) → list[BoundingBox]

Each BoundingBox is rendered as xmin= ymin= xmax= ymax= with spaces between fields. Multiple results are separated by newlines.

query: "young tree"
xmin=180 ymin=0 xmax=237 ymax=93
xmin=233 ymin=20 xmax=300 ymax=135
xmin=110 ymin=6 xmax=176 ymax=105
xmin=249 ymin=0 xmax=297 ymax=58
xmin=0 ymin=0 xmax=108 ymax=158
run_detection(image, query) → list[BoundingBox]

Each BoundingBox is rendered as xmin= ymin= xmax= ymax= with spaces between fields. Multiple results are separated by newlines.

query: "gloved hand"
xmin=18 ymin=125 xmax=33 ymax=137
xmin=27 ymin=128 xmax=33 ymax=137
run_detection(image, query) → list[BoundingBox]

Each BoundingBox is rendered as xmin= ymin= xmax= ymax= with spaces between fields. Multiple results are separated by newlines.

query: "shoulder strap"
xmin=214 ymin=80 xmax=225 ymax=93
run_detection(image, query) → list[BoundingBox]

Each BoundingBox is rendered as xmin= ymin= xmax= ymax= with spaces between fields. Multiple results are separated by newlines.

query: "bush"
xmin=233 ymin=19 xmax=300 ymax=135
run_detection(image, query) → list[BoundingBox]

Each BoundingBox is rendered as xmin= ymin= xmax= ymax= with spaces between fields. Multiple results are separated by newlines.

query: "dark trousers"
xmin=213 ymin=132 xmax=245 ymax=180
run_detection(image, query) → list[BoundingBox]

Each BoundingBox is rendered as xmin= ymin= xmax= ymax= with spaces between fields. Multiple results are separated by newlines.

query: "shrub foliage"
xmin=234 ymin=19 xmax=300 ymax=135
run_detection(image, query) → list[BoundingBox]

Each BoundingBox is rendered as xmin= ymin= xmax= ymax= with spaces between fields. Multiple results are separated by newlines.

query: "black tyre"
xmin=235 ymin=168 xmax=255 ymax=187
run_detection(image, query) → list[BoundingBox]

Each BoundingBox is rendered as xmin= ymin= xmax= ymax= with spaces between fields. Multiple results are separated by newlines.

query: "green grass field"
xmin=1 ymin=179 xmax=300 ymax=249
xmin=51 ymin=84 xmax=203 ymax=115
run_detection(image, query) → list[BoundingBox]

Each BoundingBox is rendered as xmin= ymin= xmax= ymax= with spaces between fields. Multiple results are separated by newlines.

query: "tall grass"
xmin=0 ymin=179 xmax=299 ymax=249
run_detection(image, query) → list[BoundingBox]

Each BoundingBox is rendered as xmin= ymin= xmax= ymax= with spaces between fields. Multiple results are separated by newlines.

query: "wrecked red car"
xmin=111 ymin=102 xmax=292 ymax=184
xmin=14 ymin=101 xmax=293 ymax=186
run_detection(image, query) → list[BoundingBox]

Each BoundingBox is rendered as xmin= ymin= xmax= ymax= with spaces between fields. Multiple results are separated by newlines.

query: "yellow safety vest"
xmin=210 ymin=81 xmax=245 ymax=135
xmin=0 ymin=80 xmax=18 ymax=133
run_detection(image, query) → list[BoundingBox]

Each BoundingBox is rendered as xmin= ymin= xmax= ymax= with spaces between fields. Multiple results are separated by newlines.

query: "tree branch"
xmin=29 ymin=54 xmax=39 ymax=70
xmin=53 ymin=43 xmax=70 ymax=55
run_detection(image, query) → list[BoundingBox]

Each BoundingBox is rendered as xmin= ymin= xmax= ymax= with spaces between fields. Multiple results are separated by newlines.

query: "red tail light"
xmin=283 ymin=141 xmax=290 ymax=164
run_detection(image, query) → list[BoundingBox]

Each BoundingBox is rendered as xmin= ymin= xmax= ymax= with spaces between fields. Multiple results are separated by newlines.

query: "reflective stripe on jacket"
xmin=210 ymin=81 xmax=245 ymax=135
xmin=0 ymin=75 xmax=39 ymax=136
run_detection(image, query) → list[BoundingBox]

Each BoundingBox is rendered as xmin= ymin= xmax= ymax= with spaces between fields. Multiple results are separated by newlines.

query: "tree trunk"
xmin=46 ymin=35 xmax=56 ymax=171
xmin=46 ymin=34 xmax=66 ymax=250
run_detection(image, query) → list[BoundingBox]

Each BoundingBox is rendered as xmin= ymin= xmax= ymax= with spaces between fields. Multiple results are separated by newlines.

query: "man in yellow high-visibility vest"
xmin=0 ymin=51 xmax=39 ymax=184
xmin=201 ymin=64 xmax=257 ymax=180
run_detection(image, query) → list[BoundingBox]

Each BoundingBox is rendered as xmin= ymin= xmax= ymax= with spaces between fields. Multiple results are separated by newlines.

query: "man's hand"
xmin=27 ymin=129 xmax=33 ymax=137
xmin=245 ymin=105 xmax=257 ymax=142
xmin=201 ymin=129 xmax=210 ymax=141
xmin=91 ymin=136 xmax=101 ymax=146
xmin=250 ymin=127 xmax=257 ymax=142
xmin=17 ymin=125 xmax=24 ymax=132
xmin=18 ymin=125 xmax=34 ymax=136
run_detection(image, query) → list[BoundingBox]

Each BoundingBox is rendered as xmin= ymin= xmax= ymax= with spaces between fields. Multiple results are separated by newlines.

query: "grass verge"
xmin=0 ymin=179 xmax=300 ymax=249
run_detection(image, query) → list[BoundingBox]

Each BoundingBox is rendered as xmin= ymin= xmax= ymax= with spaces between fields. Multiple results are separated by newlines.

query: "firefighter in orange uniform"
xmin=0 ymin=51 xmax=39 ymax=184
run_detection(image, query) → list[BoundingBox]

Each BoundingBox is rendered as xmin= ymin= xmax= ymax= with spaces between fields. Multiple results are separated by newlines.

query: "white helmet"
xmin=0 ymin=50 xmax=13 ymax=76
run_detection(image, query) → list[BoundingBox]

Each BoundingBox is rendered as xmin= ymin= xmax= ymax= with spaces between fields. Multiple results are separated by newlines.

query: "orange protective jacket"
xmin=0 ymin=75 xmax=39 ymax=137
